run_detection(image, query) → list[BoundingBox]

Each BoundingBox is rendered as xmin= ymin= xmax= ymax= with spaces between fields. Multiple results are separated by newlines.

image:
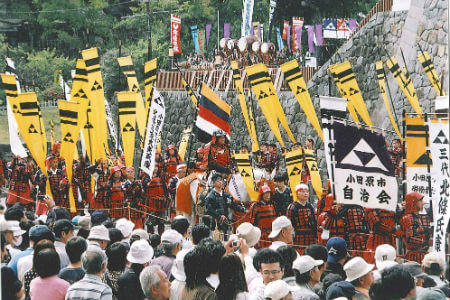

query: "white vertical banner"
xmin=428 ymin=120 xmax=449 ymax=254
xmin=241 ymin=0 xmax=255 ymax=37
xmin=104 ymin=98 xmax=121 ymax=152
xmin=140 ymin=89 xmax=165 ymax=177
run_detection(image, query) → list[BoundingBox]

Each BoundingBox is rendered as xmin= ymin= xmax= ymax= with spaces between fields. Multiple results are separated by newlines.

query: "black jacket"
xmin=117 ymin=269 xmax=145 ymax=300
xmin=205 ymin=189 xmax=245 ymax=223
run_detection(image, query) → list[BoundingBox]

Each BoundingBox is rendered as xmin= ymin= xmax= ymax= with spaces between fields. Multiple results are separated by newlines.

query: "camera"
xmin=232 ymin=240 xmax=240 ymax=247
xmin=37 ymin=195 xmax=47 ymax=201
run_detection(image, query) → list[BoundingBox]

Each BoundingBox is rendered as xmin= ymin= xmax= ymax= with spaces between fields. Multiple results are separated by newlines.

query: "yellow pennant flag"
xmin=417 ymin=51 xmax=445 ymax=96
xmin=281 ymin=59 xmax=324 ymax=140
xmin=1 ymin=73 xmax=19 ymax=98
xmin=50 ymin=120 xmax=55 ymax=146
xmin=81 ymin=48 xmax=108 ymax=159
xmin=284 ymin=148 xmax=304 ymax=202
xmin=375 ymin=61 xmax=403 ymax=140
xmin=233 ymin=153 xmax=259 ymax=201
xmin=36 ymin=101 xmax=47 ymax=154
xmin=231 ymin=61 xmax=259 ymax=151
xmin=117 ymin=92 xmax=137 ymax=167
xmin=178 ymin=127 xmax=192 ymax=161
xmin=144 ymin=58 xmax=158 ymax=114
xmin=117 ymin=56 xmax=146 ymax=139
xmin=181 ymin=77 xmax=198 ymax=107
xmin=328 ymin=64 xmax=360 ymax=123
xmin=386 ymin=56 xmax=422 ymax=114
xmin=405 ymin=115 xmax=431 ymax=168
xmin=303 ymin=149 xmax=323 ymax=198
xmin=58 ymin=100 xmax=82 ymax=213
xmin=246 ymin=64 xmax=296 ymax=147
xmin=329 ymin=61 xmax=373 ymax=126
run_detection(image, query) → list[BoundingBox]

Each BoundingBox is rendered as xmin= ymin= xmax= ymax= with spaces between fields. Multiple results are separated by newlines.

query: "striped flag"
xmin=195 ymin=83 xmax=231 ymax=143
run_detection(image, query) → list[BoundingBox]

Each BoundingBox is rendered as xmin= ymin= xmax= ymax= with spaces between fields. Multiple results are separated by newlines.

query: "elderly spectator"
xmin=0 ymin=219 xmax=26 ymax=263
xmin=268 ymin=216 xmax=294 ymax=251
xmin=150 ymin=229 xmax=183 ymax=278
xmin=422 ymin=252 xmax=447 ymax=289
xmin=76 ymin=216 xmax=91 ymax=239
xmin=292 ymin=255 xmax=322 ymax=299
xmin=140 ymin=265 xmax=171 ymax=300
xmin=58 ymin=236 xmax=87 ymax=284
xmin=103 ymin=242 xmax=128 ymax=299
xmin=343 ymin=257 xmax=375 ymax=300
xmin=65 ymin=247 xmax=113 ymax=300
xmin=87 ymin=225 xmax=110 ymax=250
xmin=29 ymin=248 xmax=70 ymax=300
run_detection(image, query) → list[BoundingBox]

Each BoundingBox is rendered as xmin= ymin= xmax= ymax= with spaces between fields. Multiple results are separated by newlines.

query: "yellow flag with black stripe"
xmin=231 ymin=61 xmax=259 ymax=151
xmin=304 ymin=149 xmax=322 ymax=198
xmin=58 ymin=100 xmax=82 ymax=213
xmin=328 ymin=65 xmax=360 ymax=123
xmin=246 ymin=64 xmax=296 ymax=147
xmin=386 ymin=56 xmax=422 ymax=114
xmin=144 ymin=58 xmax=158 ymax=114
xmin=375 ymin=61 xmax=402 ymax=140
xmin=36 ymin=101 xmax=47 ymax=154
xmin=50 ymin=120 xmax=55 ymax=146
xmin=281 ymin=59 xmax=324 ymax=140
xmin=181 ymin=77 xmax=198 ymax=107
xmin=81 ymin=48 xmax=108 ymax=159
xmin=117 ymin=56 xmax=146 ymax=139
xmin=117 ymin=92 xmax=137 ymax=167
xmin=284 ymin=148 xmax=304 ymax=202
xmin=233 ymin=153 xmax=259 ymax=201
xmin=417 ymin=52 xmax=444 ymax=96
xmin=1 ymin=73 xmax=19 ymax=98
xmin=178 ymin=127 xmax=192 ymax=161
xmin=405 ymin=115 xmax=431 ymax=168
xmin=329 ymin=61 xmax=373 ymax=126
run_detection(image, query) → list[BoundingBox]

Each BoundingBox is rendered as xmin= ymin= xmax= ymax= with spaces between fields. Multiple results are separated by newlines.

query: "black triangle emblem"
xmin=268 ymin=88 xmax=275 ymax=96
xmin=354 ymin=150 xmax=375 ymax=166
xmin=240 ymin=169 xmax=250 ymax=177
xmin=348 ymin=87 xmax=359 ymax=95
xmin=258 ymin=91 xmax=268 ymax=99
xmin=131 ymin=84 xmax=139 ymax=92
xmin=289 ymin=166 xmax=301 ymax=176
xmin=63 ymin=132 xmax=74 ymax=143
xmin=74 ymin=89 xmax=88 ymax=99
xmin=413 ymin=153 xmax=432 ymax=165
xmin=91 ymin=81 xmax=103 ymax=91
xmin=123 ymin=122 xmax=135 ymax=132
xmin=28 ymin=124 xmax=38 ymax=133
xmin=84 ymin=122 xmax=94 ymax=129
xmin=296 ymin=85 xmax=306 ymax=94
xmin=433 ymin=130 xmax=449 ymax=144
xmin=310 ymin=164 xmax=318 ymax=171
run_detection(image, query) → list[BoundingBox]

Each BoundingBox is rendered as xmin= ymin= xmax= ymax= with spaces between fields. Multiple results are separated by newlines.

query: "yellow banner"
xmin=81 ymin=48 xmax=108 ymax=159
xmin=231 ymin=61 xmax=259 ymax=152
xmin=375 ymin=61 xmax=403 ymax=140
xmin=329 ymin=61 xmax=373 ymax=126
xmin=233 ymin=153 xmax=259 ymax=201
xmin=117 ymin=92 xmax=137 ymax=167
xmin=418 ymin=52 xmax=445 ymax=96
xmin=37 ymin=102 xmax=47 ymax=154
xmin=144 ymin=58 xmax=158 ymax=114
xmin=405 ymin=115 xmax=431 ymax=168
xmin=58 ymin=100 xmax=82 ymax=213
xmin=178 ymin=127 xmax=192 ymax=161
xmin=284 ymin=148 xmax=304 ymax=202
xmin=117 ymin=56 xmax=146 ymax=139
xmin=50 ymin=120 xmax=55 ymax=146
xmin=181 ymin=77 xmax=198 ymax=107
xmin=304 ymin=148 xmax=322 ymax=198
xmin=386 ymin=56 xmax=422 ymax=114
xmin=281 ymin=59 xmax=324 ymax=140
xmin=246 ymin=63 xmax=296 ymax=147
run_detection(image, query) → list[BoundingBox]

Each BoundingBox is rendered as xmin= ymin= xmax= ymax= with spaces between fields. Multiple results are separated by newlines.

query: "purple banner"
xmin=307 ymin=26 xmax=315 ymax=53
xmin=224 ymin=23 xmax=230 ymax=38
xmin=295 ymin=25 xmax=302 ymax=52
xmin=287 ymin=25 xmax=291 ymax=52
xmin=206 ymin=24 xmax=212 ymax=46
xmin=315 ymin=24 xmax=323 ymax=45
xmin=257 ymin=23 xmax=262 ymax=39
xmin=349 ymin=19 xmax=358 ymax=32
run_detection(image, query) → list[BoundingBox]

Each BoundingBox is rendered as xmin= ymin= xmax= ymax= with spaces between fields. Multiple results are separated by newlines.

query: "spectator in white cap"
xmin=76 ymin=216 xmax=91 ymax=240
xmin=88 ymin=225 xmax=110 ymax=250
xmin=344 ymin=256 xmax=375 ymax=300
xmin=117 ymin=239 xmax=154 ymax=300
xmin=373 ymin=244 xmax=397 ymax=280
xmin=292 ymin=255 xmax=322 ymax=299
xmin=115 ymin=218 xmax=135 ymax=244
xmin=422 ymin=252 xmax=447 ymax=289
xmin=151 ymin=229 xmax=183 ymax=278
xmin=140 ymin=265 xmax=171 ymax=300
xmin=169 ymin=249 xmax=189 ymax=300
xmin=0 ymin=219 xmax=26 ymax=261
xmin=263 ymin=280 xmax=298 ymax=300
xmin=131 ymin=228 xmax=150 ymax=241
xmin=268 ymin=216 xmax=294 ymax=251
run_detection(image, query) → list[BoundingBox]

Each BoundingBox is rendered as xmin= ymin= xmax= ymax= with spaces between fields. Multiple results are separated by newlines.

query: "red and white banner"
xmin=171 ymin=14 xmax=182 ymax=55
xmin=292 ymin=17 xmax=304 ymax=52
xmin=282 ymin=20 xmax=289 ymax=39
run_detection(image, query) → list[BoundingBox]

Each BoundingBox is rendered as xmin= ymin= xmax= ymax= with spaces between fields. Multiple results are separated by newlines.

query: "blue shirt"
xmin=7 ymin=247 xmax=33 ymax=275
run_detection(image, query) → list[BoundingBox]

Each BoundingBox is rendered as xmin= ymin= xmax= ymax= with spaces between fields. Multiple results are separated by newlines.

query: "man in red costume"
xmin=164 ymin=145 xmax=181 ymax=184
xmin=108 ymin=166 xmax=124 ymax=219
xmin=365 ymin=208 xmax=396 ymax=250
xmin=47 ymin=155 xmax=69 ymax=208
xmin=123 ymin=167 xmax=144 ymax=228
xmin=400 ymin=191 xmax=432 ymax=263
xmin=249 ymin=185 xmax=277 ymax=248
xmin=207 ymin=130 xmax=231 ymax=174
xmin=7 ymin=156 xmax=33 ymax=207
xmin=142 ymin=165 xmax=167 ymax=235
xmin=72 ymin=157 xmax=95 ymax=211
xmin=93 ymin=159 xmax=110 ymax=210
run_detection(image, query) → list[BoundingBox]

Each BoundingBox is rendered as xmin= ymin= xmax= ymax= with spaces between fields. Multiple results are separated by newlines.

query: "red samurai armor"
xmin=7 ymin=158 xmax=33 ymax=206
xmin=365 ymin=208 xmax=396 ymax=250
xmin=249 ymin=186 xmax=277 ymax=248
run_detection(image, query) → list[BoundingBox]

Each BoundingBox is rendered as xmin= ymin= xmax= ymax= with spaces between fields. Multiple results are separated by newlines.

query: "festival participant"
xmin=249 ymin=185 xmax=277 ymax=248
xmin=286 ymin=184 xmax=317 ymax=253
xmin=272 ymin=173 xmax=292 ymax=216
xmin=72 ymin=157 xmax=94 ymax=211
xmin=195 ymin=147 xmax=207 ymax=171
xmin=208 ymin=130 xmax=232 ymax=174
xmin=164 ymin=145 xmax=181 ymax=184
xmin=239 ymin=145 xmax=249 ymax=154
xmin=168 ymin=164 xmax=187 ymax=216
xmin=317 ymin=194 xmax=334 ymax=245
xmin=45 ymin=142 xmax=65 ymax=169
xmin=7 ymin=156 xmax=33 ymax=207
xmin=93 ymin=159 xmax=110 ymax=210
xmin=268 ymin=143 xmax=280 ymax=173
xmin=388 ymin=139 xmax=403 ymax=177
xmin=259 ymin=142 xmax=273 ymax=172
xmin=365 ymin=208 xmax=396 ymax=250
xmin=108 ymin=166 xmax=124 ymax=219
xmin=0 ymin=155 xmax=6 ymax=187
xmin=292 ymin=142 xmax=302 ymax=151
xmin=154 ymin=151 xmax=165 ymax=178
xmin=47 ymin=155 xmax=69 ymax=208
xmin=142 ymin=165 xmax=167 ymax=235
xmin=123 ymin=167 xmax=144 ymax=228
xmin=400 ymin=192 xmax=432 ymax=263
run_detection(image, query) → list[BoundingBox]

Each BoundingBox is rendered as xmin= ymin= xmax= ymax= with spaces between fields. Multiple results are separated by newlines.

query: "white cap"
xmin=171 ymin=249 xmax=189 ymax=281
xmin=116 ymin=218 xmax=135 ymax=238
xmin=88 ymin=225 xmax=110 ymax=241
xmin=127 ymin=240 xmax=154 ymax=264
xmin=0 ymin=220 xmax=26 ymax=236
xmin=263 ymin=280 xmax=299 ymax=300
xmin=422 ymin=252 xmax=445 ymax=271
xmin=161 ymin=229 xmax=183 ymax=245
xmin=295 ymin=184 xmax=309 ymax=193
xmin=268 ymin=216 xmax=292 ymax=239
xmin=236 ymin=222 xmax=261 ymax=247
xmin=344 ymin=257 xmax=374 ymax=282
xmin=176 ymin=164 xmax=187 ymax=172
xmin=131 ymin=229 xmax=149 ymax=241
xmin=293 ymin=255 xmax=324 ymax=274
xmin=374 ymin=244 xmax=396 ymax=270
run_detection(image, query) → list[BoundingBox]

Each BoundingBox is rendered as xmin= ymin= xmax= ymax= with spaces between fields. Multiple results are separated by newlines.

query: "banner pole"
xmin=402 ymin=110 xmax=406 ymax=202
xmin=382 ymin=67 xmax=400 ymax=129
xmin=423 ymin=113 xmax=433 ymax=219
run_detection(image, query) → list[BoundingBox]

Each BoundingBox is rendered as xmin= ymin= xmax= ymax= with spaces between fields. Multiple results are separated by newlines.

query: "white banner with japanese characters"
xmin=331 ymin=121 xmax=398 ymax=211
xmin=428 ymin=120 xmax=449 ymax=254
